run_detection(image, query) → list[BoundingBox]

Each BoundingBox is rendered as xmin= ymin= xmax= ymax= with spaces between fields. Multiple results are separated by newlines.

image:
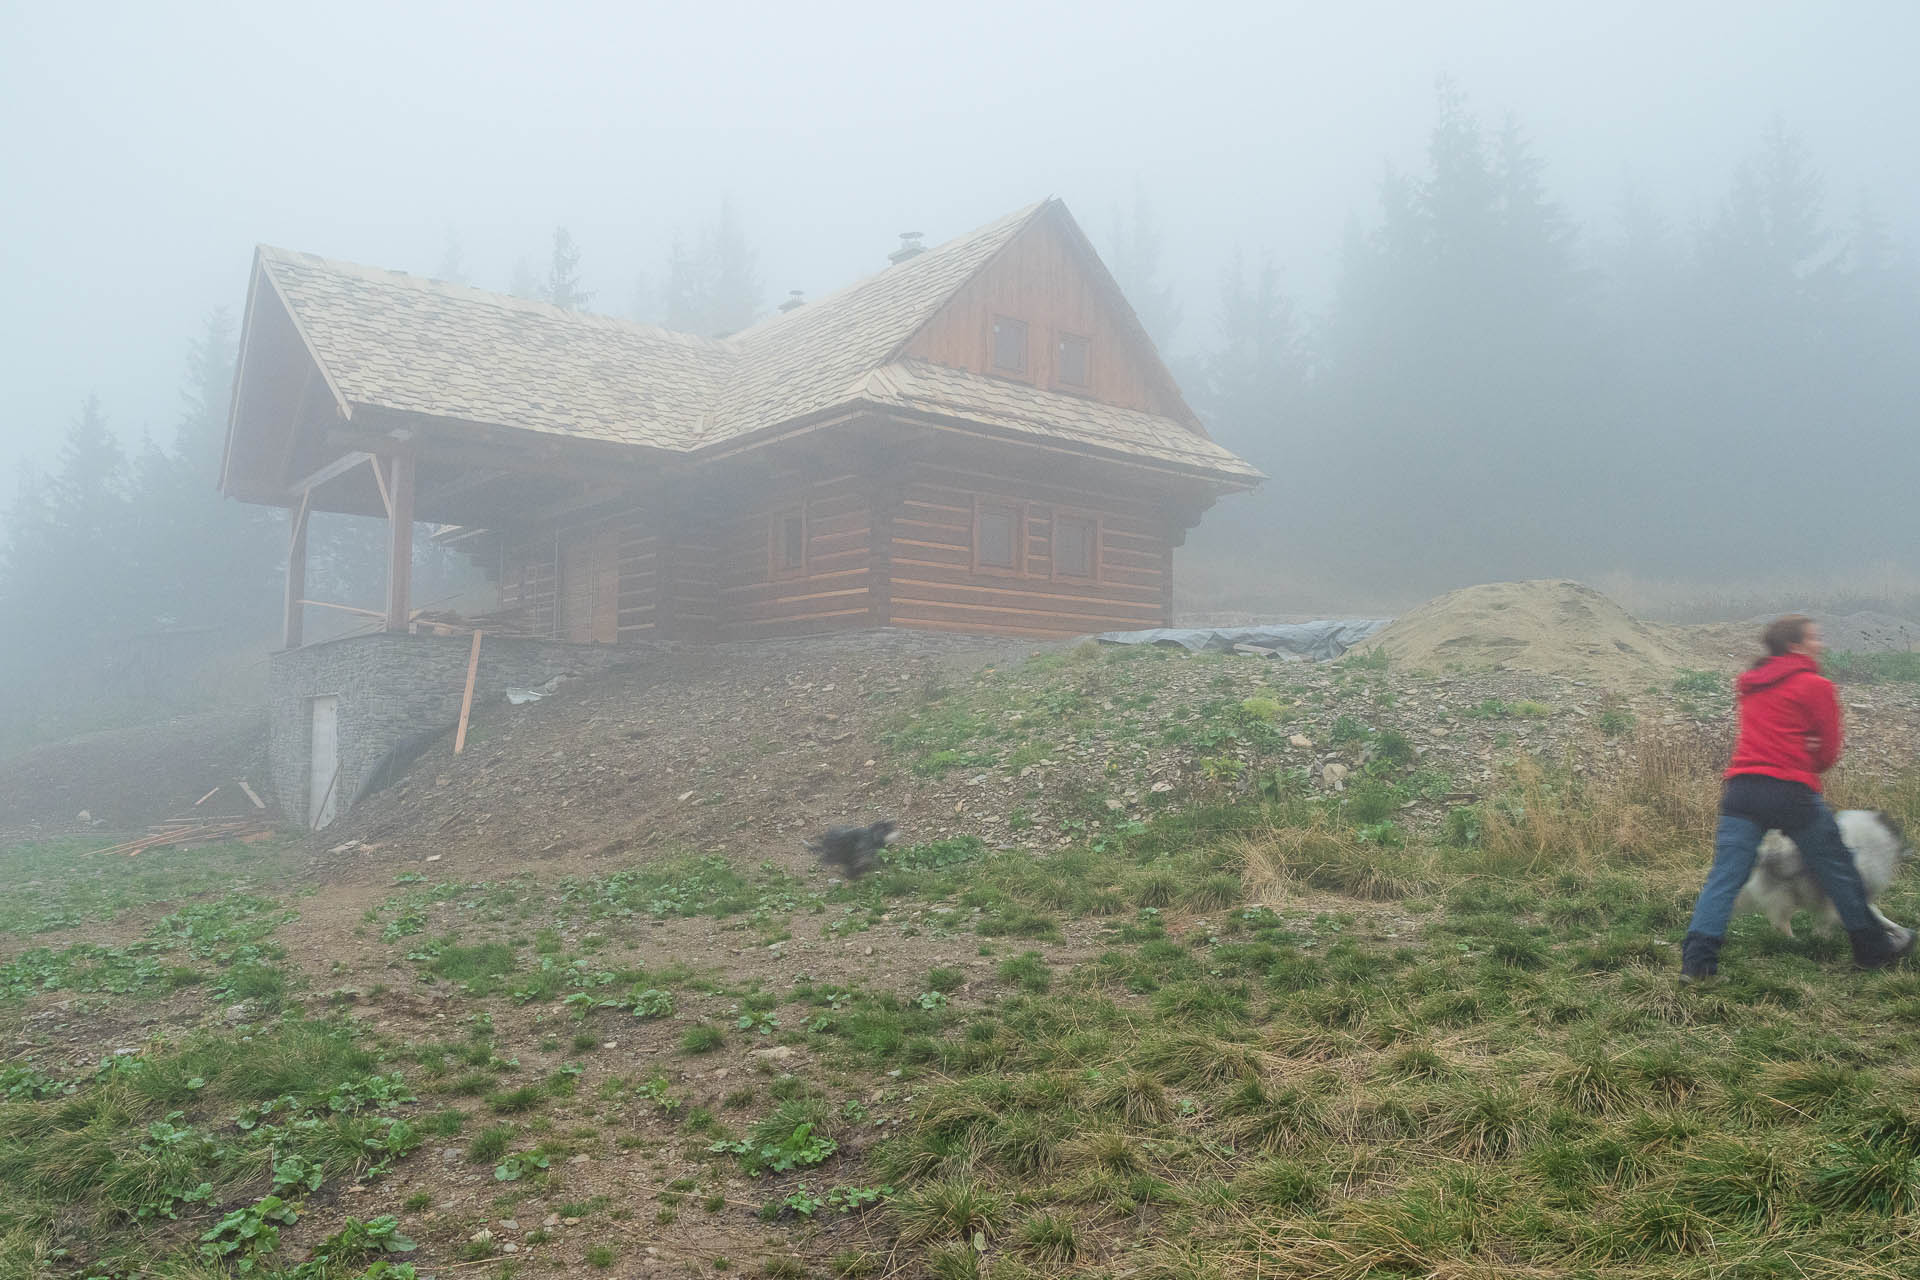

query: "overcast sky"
xmin=3 ymin=0 xmax=1916 ymax=497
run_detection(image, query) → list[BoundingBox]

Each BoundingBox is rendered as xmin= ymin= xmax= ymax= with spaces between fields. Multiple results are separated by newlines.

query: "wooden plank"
xmin=237 ymin=779 xmax=266 ymax=810
xmin=195 ymin=787 xmax=221 ymax=807
xmin=284 ymin=490 xmax=309 ymax=649
xmin=1161 ymin=528 xmax=1175 ymax=626
xmin=284 ymin=450 xmax=374 ymax=503
xmin=909 ymin=467 xmax=1162 ymax=522
xmin=891 ymin=614 xmax=1085 ymax=639
xmin=890 ymin=579 xmax=1162 ymax=619
xmin=384 ymin=453 xmax=415 ymax=631
xmin=890 ymin=560 xmax=1161 ymax=604
xmin=453 ymin=629 xmax=483 ymax=754
xmin=870 ymin=477 xmax=901 ymax=627
xmin=298 ymin=599 xmax=385 ymax=619
xmin=896 ymin=515 xmax=971 ymax=539
xmin=731 ymin=585 xmax=871 ymax=623
xmin=891 ymin=595 xmax=1155 ymax=632
xmin=719 ymin=566 xmax=869 ymax=598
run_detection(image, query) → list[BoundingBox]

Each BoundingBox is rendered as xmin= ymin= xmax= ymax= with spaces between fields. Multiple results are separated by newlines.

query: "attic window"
xmin=991 ymin=316 xmax=1029 ymax=375
xmin=1056 ymin=333 xmax=1090 ymax=388
xmin=771 ymin=505 xmax=807 ymax=578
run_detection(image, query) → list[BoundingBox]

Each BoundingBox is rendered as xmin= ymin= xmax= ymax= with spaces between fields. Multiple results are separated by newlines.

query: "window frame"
xmin=768 ymin=503 xmax=808 ymax=580
xmin=988 ymin=314 xmax=1031 ymax=380
xmin=1048 ymin=507 xmax=1101 ymax=584
xmin=971 ymin=495 xmax=1027 ymax=578
xmin=1053 ymin=330 xmax=1092 ymax=391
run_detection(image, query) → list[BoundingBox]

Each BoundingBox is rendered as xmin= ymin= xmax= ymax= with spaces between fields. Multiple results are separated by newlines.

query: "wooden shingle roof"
xmin=249 ymin=201 xmax=1258 ymax=484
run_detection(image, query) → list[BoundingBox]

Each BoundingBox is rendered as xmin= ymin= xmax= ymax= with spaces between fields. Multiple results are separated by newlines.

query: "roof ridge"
xmin=728 ymin=201 xmax=1049 ymax=347
xmin=255 ymin=244 xmax=738 ymax=352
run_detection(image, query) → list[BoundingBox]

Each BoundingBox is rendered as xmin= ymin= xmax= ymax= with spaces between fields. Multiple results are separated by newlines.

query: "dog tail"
xmin=1874 ymin=809 xmax=1909 ymax=848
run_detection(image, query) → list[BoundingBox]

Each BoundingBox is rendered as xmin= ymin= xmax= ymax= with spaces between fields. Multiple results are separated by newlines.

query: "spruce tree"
xmin=544 ymin=226 xmax=594 ymax=310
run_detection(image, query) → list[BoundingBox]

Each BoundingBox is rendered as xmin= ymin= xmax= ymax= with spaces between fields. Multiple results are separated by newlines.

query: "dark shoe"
xmin=1849 ymin=925 xmax=1917 ymax=971
xmin=1680 ymin=932 xmax=1721 ymax=984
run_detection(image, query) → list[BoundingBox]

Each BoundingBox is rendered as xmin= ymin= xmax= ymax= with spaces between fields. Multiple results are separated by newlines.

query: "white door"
xmin=309 ymin=695 xmax=340 ymax=830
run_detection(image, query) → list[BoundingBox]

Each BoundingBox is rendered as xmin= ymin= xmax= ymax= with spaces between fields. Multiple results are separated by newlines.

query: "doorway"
xmin=308 ymin=694 xmax=340 ymax=829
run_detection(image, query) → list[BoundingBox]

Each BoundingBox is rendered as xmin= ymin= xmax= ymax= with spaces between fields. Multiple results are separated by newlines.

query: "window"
xmin=973 ymin=499 xmax=1023 ymax=575
xmin=770 ymin=506 xmax=806 ymax=578
xmin=1056 ymin=333 xmax=1090 ymax=388
xmin=1051 ymin=513 xmax=1097 ymax=581
xmin=991 ymin=316 xmax=1029 ymax=374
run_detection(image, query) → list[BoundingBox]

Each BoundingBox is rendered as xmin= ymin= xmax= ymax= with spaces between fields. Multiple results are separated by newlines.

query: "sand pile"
xmin=1363 ymin=579 xmax=1693 ymax=688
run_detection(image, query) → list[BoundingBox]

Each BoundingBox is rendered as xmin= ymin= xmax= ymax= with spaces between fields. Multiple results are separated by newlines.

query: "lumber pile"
xmin=410 ymin=607 xmax=535 ymax=638
xmin=91 ymin=774 xmax=277 ymax=856
xmin=94 ymin=816 xmax=277 ymax=857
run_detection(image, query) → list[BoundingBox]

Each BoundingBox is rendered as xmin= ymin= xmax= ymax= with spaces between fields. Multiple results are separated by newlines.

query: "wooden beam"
xmin=385 ymin=452 xmax=416 ymax=631
xmin=454 ymin=630 xmax=483 ymax=754
xmin=372 ymin=454 xmax=394 ymax=517
xmin=325 ymin=424 xmax=651 ymax=484
xmin=284 ymin=450 xmax=374 ymax=502
xmin=297 ymin=599 xmax=386 ymax=619
xmin=284 ymin=492 xmax=310 ymax=649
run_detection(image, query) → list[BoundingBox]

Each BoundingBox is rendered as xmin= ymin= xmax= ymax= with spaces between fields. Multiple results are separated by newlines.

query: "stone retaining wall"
xmin=267 ymin=633 xmax=648 ymax=827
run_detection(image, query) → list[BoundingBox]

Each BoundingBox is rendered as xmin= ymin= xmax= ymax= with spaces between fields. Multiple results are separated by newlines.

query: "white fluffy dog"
xmin=1734 ymin=809 xmax=1916 ymax=940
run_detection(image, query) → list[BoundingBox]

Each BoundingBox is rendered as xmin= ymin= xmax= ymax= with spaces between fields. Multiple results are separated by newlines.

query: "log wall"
xmin=887 ymin=461 xmax=1171 ymax=637
xmin=500 ymin=460 xmax=1178 ymax=644
xmin=498 ymin=532 xmax=558 ymax=636
xmin=712 ymin=472 xmax=874 ymax=639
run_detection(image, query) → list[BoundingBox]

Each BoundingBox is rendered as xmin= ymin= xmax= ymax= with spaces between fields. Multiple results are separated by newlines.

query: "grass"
xmin=8 ymin=646 xmax=1920 ymax=1278
xmin=826 ymin=675 xmax=1920 ymax=1277
xmin=0 ymin=836 xmax=297 ymax=938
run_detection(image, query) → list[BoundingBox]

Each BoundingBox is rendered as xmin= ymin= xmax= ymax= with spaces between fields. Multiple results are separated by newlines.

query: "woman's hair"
xmin=1761 ymin=614 xmax=1815 ymax=657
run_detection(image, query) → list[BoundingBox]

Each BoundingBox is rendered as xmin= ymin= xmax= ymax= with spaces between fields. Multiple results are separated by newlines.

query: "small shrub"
xmin=926 ymin=967 xmax=965 ymax=994
xmin=997 ymin=952 xmax=1051 ymax=993
xmin=469 ymin=1124 xmax=514 ymax=1164
xmin=681 ymin=1024 xmax=726 ymax=1054
xmin=893 ymin=1177 xmax=1006 ymax=1247
xmin=1016 ymin=1211 xmax=1078 ymax=1265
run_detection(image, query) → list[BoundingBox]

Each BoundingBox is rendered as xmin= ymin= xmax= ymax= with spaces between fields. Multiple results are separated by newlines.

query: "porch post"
xmin=384 ymin=453 xmax=415 ymax=632
xmin=284 ymin=492 xmax=310 ymax=649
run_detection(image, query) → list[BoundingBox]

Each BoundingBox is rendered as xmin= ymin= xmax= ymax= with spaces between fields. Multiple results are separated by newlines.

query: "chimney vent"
xmin=778 ymin=289 xmax=805 ymax=313
xmin=887 ymin=231 xmax=926 ymax=265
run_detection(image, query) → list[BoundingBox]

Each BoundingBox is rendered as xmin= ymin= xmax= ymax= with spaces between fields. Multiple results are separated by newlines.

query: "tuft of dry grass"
xmin=1236 ymin=824 xmax=1438 ymax=904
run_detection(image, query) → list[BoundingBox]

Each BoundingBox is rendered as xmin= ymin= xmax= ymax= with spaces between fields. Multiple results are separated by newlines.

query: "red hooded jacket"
xmin=1725 ymin=653 xmax=1843 ymax=790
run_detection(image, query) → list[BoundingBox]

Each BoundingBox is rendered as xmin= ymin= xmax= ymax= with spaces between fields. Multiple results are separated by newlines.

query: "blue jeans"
xmin=1687 ymin=801 xmax=1874 ymax=939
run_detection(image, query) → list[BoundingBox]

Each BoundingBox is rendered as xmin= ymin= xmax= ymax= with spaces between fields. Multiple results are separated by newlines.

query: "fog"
xmin=4 ymin=0 xmax=1920 ymax=699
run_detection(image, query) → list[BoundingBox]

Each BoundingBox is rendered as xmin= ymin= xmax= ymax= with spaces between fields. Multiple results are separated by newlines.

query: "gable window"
xmin=770 ymin=505 xmax=807 ymax=578
xmin=990 ymin=316 xmax=1029 ymax=375
xmin=1051 ymin=512 xmax=1097 ymax=582
xmin=1056 ymin=333 xmax=1091 ymax=389
xmin=973 ymin=498 xmax=1023 ymax=575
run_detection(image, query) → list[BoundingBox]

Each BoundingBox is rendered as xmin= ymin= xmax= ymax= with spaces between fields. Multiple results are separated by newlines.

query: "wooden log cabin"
xmin=221 ymin=200 xmax=1261 ymax=646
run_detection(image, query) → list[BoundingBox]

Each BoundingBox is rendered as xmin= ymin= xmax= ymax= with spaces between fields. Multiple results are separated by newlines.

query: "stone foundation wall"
xmin=267 ymin=633 xmax=646 ymax=827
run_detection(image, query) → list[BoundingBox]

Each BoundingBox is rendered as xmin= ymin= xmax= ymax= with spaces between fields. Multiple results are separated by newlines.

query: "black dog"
xmin=804 ymin=820 xmax=897 ymax=880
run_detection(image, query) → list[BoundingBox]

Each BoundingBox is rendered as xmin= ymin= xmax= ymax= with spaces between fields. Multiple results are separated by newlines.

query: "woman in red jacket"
xmin=1681 ymin=615 xmax=1915 ymax=980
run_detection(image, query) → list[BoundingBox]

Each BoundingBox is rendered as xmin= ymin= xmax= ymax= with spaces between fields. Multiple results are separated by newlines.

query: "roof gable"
xmin=896 ymin=201 xmax=1202 ymax=430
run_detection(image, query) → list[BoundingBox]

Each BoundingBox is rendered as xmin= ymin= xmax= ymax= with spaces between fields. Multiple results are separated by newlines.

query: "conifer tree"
xmin=544 ymin=226 xmax=594 ymax=310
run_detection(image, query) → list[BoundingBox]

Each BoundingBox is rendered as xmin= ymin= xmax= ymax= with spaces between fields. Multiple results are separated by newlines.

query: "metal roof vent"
xmin=887 ymin=231 xmax=925 ymax=265
xmin=778 ymin=289 xmax=806 ymax=313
